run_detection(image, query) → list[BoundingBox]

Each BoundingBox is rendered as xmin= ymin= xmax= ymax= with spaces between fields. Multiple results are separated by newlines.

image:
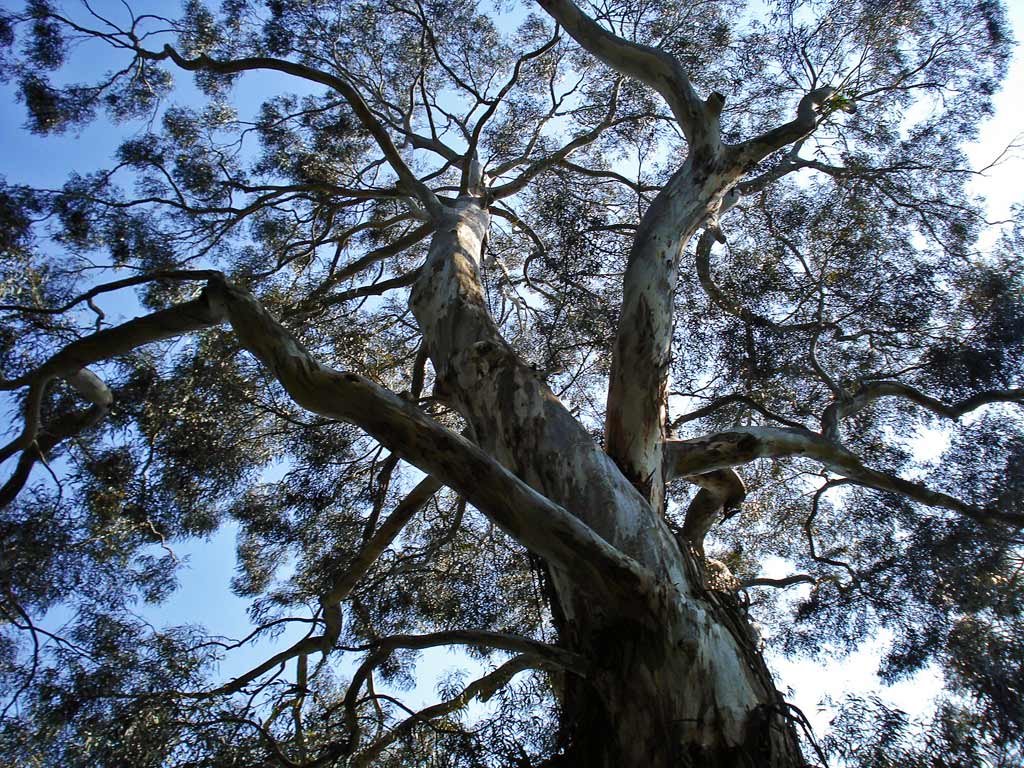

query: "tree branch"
xmin=822 ymin=380 xmax=1024 ymax=439
xmin=534 ymin=0 xmax=711 ymax=145
xmin=734 ymin=87 xmax=837 ymax=167
xmin=694 ymin=229 xmax=823 ymax=332
xmin=0 ymin=270 xmax=222 ymax=316
xmin=463 ymin=31 xmax=561 ymax=194
xmin=211 ymin=277 xmax=654 ymax=594
xmin=321 ymin=475 xmax=443 ymax=607
xmin=350 ymin=654 xmax=543 ymax=766
xmin=0 ymin=369 xmax=111 ymax=509
xmin=342 ymin=630 xmax=584 ymax=757
xmin=739 ymin=574 xmax=816 ymax=590
xmin=488 ymin=80 xmax=623 ymax=200
xmin=678 ymin=468 xmax=746 ymax=556
xmin=0 ymin=292 xmax=224 ymax=464
xmin=181 ymin=606 xmax=342 ymax=700
xmin=663 ymin=426 xmax=1023 ymax=526
xmin=805 ymin=479 xmax=861 ymax=583
xmin=670 ymin=393 xmax=808 ymax=431
xmin=293 ymin=222 xmax=434 ymax=315
xmin=141 ymin=45 xmax=443 ymax=218
xmin=177 ymin=476 xmax=443 ymax=700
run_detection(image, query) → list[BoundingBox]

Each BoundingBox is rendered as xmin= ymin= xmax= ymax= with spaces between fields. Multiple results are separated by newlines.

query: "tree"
xmin=0 ymin=0 xmax=1021 ymax=765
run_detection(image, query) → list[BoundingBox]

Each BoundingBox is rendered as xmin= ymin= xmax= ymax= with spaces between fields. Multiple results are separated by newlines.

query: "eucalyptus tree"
xmin=0 ymin=0 xmax=1021 ymax=766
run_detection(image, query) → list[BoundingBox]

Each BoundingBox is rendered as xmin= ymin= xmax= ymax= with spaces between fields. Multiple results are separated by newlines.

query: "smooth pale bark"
xmin=0 ymin=217 xmax=808 ymax=764
xmin=534 ymin=0 xmax=710 ymax=144
xmin=211 ymin=275 xmax=653 ymax=598
xmin=537 ymin=0 xmax=832 ymax=521
xmin=215 ymin=257 xmax=803 ymax=763
xmin=0 ymin=295 xmax=223 ymax=465
xmin=536 ymin=0 xmax=737 ymax=514
xmin=408 ymin=198 xmax=683 ymax=574
xmin=408 ymin=198 xmax=803 ymax=766
xmin=604 ymin=154 xmax=739 ymax=511
xmin=681 ymin=468 xmax=746 ymax=556
xmin=664 ymin=426 xmax=1022 ymax=526
xmin=0 ymin=367 xmax=112 ymax=509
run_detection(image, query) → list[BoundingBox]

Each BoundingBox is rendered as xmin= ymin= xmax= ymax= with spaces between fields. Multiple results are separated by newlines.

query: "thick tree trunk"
xmin=555 ymin=582 xmax=803 ymax=767
xmin=409 ymin=197 xmax=805 ymax=767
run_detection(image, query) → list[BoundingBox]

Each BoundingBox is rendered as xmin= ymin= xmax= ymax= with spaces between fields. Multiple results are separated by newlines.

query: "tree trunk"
xmin=553 ymin=572 xmax=804 ymax=767
xmin=409 ymin=196 xmax=805 ymax=767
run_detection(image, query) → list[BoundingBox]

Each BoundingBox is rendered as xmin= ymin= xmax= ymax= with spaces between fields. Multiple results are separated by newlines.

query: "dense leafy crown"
xmin=0 ymin=0 xmax=1021 ymax=765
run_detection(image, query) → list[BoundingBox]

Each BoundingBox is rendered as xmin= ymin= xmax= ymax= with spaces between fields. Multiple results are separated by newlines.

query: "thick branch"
xmin=678 ymin=468 xmax=746 ymax=555
xmin=534 ymin=0 xmax=710 ymax=145
xmin=603 ymin=157 xmax=738 ymax=511
xmin=408 ymin=201 xmax=686 ymax=583
xmin=739 ymin=574 xmax=816 ymax=589
xmin=664 ymin=426 xmax=1022 ymax=526
xmin=734 ymin=87 xmax=837 ymax=167
xmin=211 ymin=278 xmax=653 ymax=593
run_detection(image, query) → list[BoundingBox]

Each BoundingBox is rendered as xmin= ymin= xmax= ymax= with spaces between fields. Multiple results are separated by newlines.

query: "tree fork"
xmin=406 ymin=196 xmax=805 ymax=766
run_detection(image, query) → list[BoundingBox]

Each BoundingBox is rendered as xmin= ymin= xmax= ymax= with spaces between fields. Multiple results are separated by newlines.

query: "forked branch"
xmin=140 ymin=45 xmax=444 ymax=218
xmin=0 ymin=291 xmax=225 ymax=465
xmin=350 ymin=654 xmax=549 ymax=767
xmin=212 ymin=277 xmax=654 ymax=593
xmin=2 ymin=278 xmax=652 ymax=595
xmin=822 ymin=381 xmax=1024 ymax=439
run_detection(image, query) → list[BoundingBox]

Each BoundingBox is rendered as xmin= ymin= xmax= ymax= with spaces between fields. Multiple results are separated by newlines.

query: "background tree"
xmin=0 ymin=0 xmax=1021 ymax=765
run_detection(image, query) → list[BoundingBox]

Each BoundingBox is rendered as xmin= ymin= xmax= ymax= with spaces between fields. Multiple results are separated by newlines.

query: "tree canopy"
xmin=0 ymin=0 xmax=1022 ymax=766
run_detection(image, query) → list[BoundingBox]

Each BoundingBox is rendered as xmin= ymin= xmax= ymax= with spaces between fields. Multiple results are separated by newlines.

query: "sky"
xmin=2 ymin=0 xmax=1024 ymax=752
